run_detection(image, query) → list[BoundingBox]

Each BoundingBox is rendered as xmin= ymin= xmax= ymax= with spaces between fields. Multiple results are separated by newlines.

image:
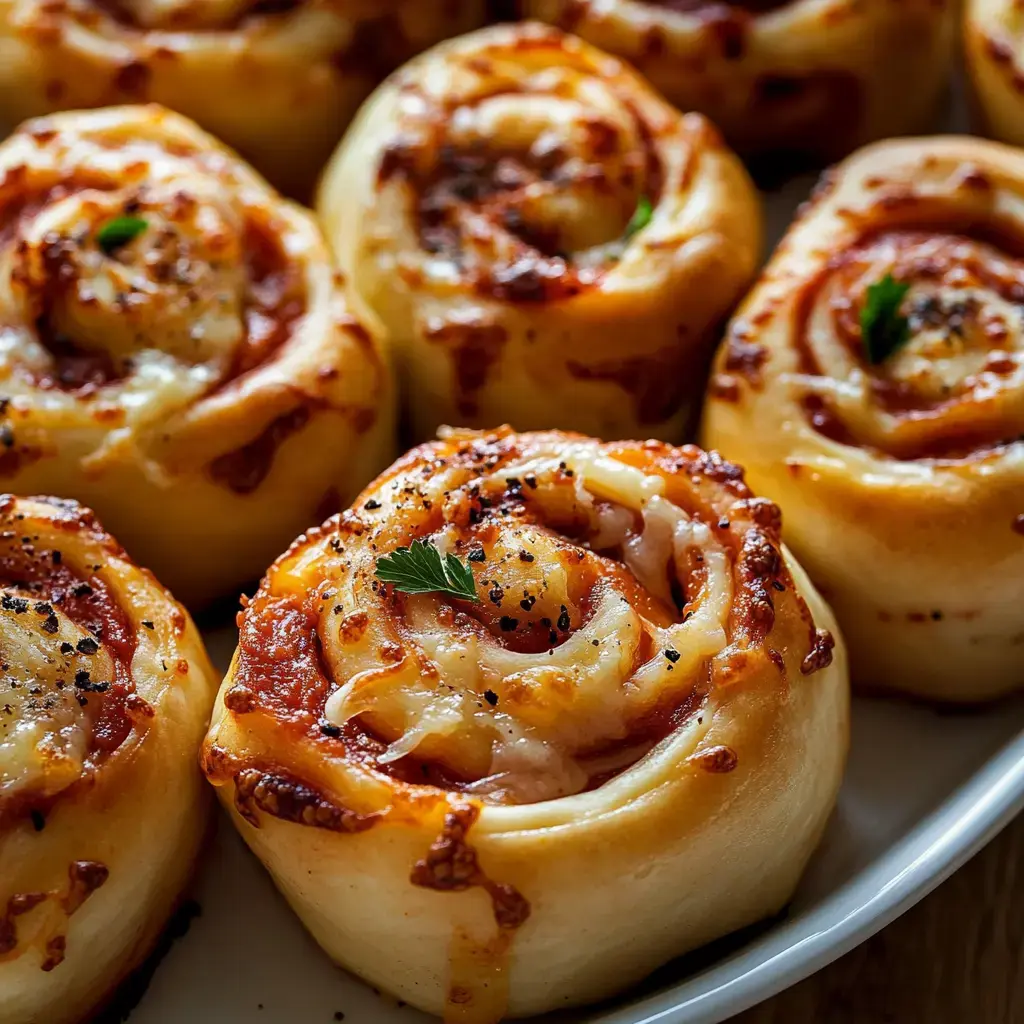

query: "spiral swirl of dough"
xmin=0 ymin=494 xmax=217 ymax=1024
xmin=202 ymin=426 xmax=848 ymax=1021
xmin=0 ymin=0 xmax=490 ymax=195
xmin=703 ymin=137 xmax=1024 ymax=700
xmin=0 ymin=105 xmax=393 ymax=607
xmin=318 ymin=22 xmax=761 ymax=443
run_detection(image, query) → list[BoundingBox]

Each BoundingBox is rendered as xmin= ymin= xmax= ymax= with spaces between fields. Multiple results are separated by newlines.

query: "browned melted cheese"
xmin=0 ymin=496 xmax=140 ymax=828
xmin=0 ymin=108 xmax=383 ymax=494
xmin=222 ymin=428 xmax=830 ymax=808
xmin=375 ymin=29 xmax=665 ymax=306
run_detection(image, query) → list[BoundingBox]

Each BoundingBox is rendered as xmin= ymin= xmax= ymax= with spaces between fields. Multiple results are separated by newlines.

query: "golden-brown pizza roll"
xmin=524 ymin=0 xmax=955 ymax=165
xmin=702 ymin=137 xmax=1024 ymax=702
xmin=0 ymin=104 xmax=394 ymax=609
xmin=317 ymin=22 xmax=761 ymax=443
xmin=0 ymin=0 xmax=490 ymax=197
xmin=965 ymin=0 xmax=1024 ymax=148
xmin=0 ymin=495 xmax=217 ymax=1024
xmin=201 ymin=426 xmax=849 ymax=1021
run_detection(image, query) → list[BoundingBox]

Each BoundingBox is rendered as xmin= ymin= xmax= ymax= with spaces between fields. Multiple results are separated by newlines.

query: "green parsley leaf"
xmin=97 ymin=216 xmax=148 ymax=255
xmin=623 ymin=195 xmax=653 ymax=240
xmin=860 ymin=273 xmax=912 ymax=364
xmin=375 ymin=539 xmax=478 ymax=602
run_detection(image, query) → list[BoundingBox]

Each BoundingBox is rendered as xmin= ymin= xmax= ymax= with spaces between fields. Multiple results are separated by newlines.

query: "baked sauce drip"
xmin=0 ymin=500 xmax=139 ymax=826
xmin=794 ymin=229 xmax=1024 ymax=460
xmin=231 ymin=430 xmax=830 ymax=805
xmin=376 ymin=31 xmax=663 ymax=303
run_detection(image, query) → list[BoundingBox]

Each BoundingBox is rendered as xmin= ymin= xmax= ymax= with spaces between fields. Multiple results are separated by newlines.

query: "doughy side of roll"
xmin=965 ymin=0 xmax=1024 ymax=149
xmin=0 ymin=104 xmax=394 ymax=608
xmin=523 ymin=0 xmax=955 ymax=165
xmin=702 ymin=136 xmax=1024 ymax=701
xmin=0 ymin=495 xmax=218 ymax=1024
xmin=0 ymin=0 xmax=489 ymax=196
xmin=318 ymin=22 xmax=761 ymax=443
xmin=203 ymin=426 xmax=849 ymax=1021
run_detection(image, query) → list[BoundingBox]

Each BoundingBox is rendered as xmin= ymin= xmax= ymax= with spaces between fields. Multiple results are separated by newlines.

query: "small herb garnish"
xmin=860 ymin=274 xmax=911 ymax=364
xmin=375 ymin=539 xmax=478 ymax=602
xmin=624 ymin=195 xmax=653 ymax=240
xmin=97 ymin=215 xmax=148 ymax=255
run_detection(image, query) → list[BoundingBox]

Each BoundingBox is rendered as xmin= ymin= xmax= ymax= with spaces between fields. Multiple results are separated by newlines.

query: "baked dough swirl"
xmin=317 ymin=22 xmax=761 ymax=443
xmin=0 ymin=105 xmax=393 ymax=608
xmin=702 ymin=137 xmax=1024 ymax=701
xmin=0 ymin=494 xmax=217 ymax=1024
xmin=202 ymin=426 xmax=848 ymax=1021
xmin=0 ymin=0 xmax=490 ymax=196
xmin=523 ymin=0 xmax=955 ymax=165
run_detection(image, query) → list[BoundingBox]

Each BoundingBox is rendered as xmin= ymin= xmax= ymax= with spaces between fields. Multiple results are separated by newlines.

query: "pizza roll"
xmin=703 ymin=136 xmax=1024 ymax=701
xmin=524 ymin=0 xmax=955 ymax=165
xmin=0 ymin=104 xmax=394 ymax=607
xmin=318 ymin=22 xmax=761 ymax=443
xmin=202 ymin=426 xmax=849 ymax=1021
xmin=0 ymin=0 xmax=489 ymax=196
xmin=0 ymin=495 xmax=217 ymax=1024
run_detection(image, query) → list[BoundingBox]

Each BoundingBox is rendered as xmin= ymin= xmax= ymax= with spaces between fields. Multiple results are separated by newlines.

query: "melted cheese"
xmin=0 ymin=600 xmax=113 ymax=804
xmin=322 ymin=442 xmax=735 ymax=803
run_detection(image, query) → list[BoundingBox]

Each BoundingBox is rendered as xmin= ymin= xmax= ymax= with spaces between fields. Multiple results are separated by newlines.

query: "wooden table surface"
xmin=731 ymin=812 xmax=1024 ymax=1023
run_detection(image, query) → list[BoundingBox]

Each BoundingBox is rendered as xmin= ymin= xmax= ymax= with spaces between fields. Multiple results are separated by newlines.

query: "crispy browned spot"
xmin=410 ymin=804 xmax=531 ymax=930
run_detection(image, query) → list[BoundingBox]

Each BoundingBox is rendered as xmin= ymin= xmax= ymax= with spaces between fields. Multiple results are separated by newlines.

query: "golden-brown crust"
xmin=202 ymin=427 xmax=849 ymax=1020
xmin=525 ymin=0 xmax=955 ymax=166
xmin=0 ymin=104 xmax=395 ymax=606
xmin=702 ymin=135 xmax=1024 ymax=701
xmin=0 ymin=493 xmax=218 ymax=1024
xmin=0 ymin=0 xmax=490 ymax=196
xmin=317 ymin=22 xmax=761 ymax=443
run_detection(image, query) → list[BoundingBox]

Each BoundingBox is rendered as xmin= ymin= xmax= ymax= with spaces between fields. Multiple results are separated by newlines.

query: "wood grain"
xmin=732 ymin=813 xmax=1024 ymax=1023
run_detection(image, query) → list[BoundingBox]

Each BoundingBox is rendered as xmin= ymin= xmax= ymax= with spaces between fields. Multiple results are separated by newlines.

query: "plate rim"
xmin=591 ymin=726 xmax=1024 ymax=1024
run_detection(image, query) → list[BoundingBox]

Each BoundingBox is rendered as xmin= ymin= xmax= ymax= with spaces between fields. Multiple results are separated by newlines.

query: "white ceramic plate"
xmin=127 ymin=85 xmax=1024 ymax=1024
